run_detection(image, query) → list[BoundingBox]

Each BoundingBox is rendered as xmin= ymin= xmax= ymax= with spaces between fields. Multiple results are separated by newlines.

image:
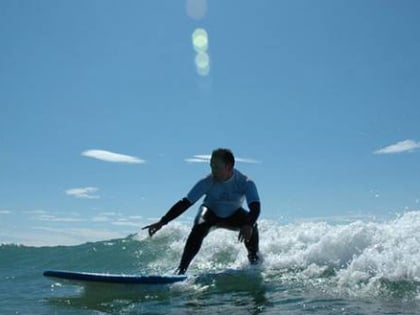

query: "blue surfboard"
xmin=43 ymin=270 xmax=187 ymax=285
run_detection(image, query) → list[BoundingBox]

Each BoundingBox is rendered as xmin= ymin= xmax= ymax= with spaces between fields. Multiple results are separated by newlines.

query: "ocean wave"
xmin=2 ymin=211 xmax=420 ymax=299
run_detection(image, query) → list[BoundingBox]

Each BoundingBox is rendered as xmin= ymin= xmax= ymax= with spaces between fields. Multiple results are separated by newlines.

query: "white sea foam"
xmin=264 ymin=211 xmax=420 ymax=297
xmin=138 ymin=211 xmax=420 ymax=298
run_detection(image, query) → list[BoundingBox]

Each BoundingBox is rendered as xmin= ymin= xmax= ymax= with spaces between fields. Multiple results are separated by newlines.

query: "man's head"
xmin=210 ymin=148 xmax=235 ymax=181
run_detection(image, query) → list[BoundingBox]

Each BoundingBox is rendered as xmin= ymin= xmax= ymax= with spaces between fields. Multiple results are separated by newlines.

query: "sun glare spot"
xmin=186 ymin=0 xmax=207 ymax=20
xmin=197 ymin=64 xmax=210 ymax=76
xmin=195 ymin=51 xmax=209 ymax=68
xmin=192 ymin=28 xmax=210 ymax=76
xmin=192 ymin=28 xmax=208 ymax=52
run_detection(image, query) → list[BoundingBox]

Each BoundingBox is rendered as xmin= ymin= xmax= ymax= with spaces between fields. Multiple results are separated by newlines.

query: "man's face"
xmin=210 ymin=157 xmax=232 ymax=181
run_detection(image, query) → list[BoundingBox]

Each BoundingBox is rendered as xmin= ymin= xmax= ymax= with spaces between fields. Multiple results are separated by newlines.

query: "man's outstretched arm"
xmin=142 ymin=198 xmax=192 ymax=236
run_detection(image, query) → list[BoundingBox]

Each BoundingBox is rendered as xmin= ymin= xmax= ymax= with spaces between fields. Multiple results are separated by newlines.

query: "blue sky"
xmin=1 ymin=0 xmax=420 ymax=245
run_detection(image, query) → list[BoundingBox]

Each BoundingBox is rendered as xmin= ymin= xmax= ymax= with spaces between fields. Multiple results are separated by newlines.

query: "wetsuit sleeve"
xmin=245 ymin=179 xmax=260 ymax=204
xmin=160 ymin=176 xmax=210 ymax=225
xmin=245 ymin=179 xmax=260 ymax=225
xmin=247 ymin=201 xmax=261 ymax=226
xmin=160 ymin=198 xmax=192 ymax=225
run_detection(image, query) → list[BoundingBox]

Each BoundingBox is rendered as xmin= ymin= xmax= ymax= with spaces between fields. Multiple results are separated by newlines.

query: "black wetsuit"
xmin=158 ymin=169 xmax=261 ymax=274
xmin=177 ymin=205 xmax=259 ymax=274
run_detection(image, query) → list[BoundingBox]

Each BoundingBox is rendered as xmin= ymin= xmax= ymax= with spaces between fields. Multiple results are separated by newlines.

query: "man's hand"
xmin=238 ymin=225 xmax=253 ymax=243
xmin=142 ymin=221 xmax=164 ymax=237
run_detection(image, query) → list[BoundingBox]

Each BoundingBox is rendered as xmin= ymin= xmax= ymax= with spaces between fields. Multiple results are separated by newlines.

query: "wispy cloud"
xmin=31 ymin=227 xmax=124 ymax=246
xmin=1 ymin=210 xmax=137 ymax=246
xmin=82 ymin=149 xmax=145 ymax=164
xmin=66 ymin=187 xmax=100 ymax=199
xmin=0 ymin=210 xmax=11 ymax=215
xmin=24 ymin=210 xmax=48 ymax=215
xmin=185 ymin=154 xmax=260 ymax=164
xmin=91 ymin=216 xmax=111 ymax=222
xmin=185 ymin=154 xmax=211 ymax=163
xmin=38 ymin=214 xmax=84 ymax=222
xmin=112 ymin=219 xmax=141 ymax=227
xmin=236 ymin=157 xmax=261 ymax=164
xmin=374 ymin=139 xmax=420 ymax=154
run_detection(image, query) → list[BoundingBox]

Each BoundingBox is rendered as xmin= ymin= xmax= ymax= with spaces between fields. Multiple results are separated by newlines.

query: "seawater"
xmin=1 ymin=211 xmax=420 ymax=314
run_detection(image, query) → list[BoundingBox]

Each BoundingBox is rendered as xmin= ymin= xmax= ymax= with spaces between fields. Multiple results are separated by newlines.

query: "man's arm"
xmin=160 ymin=198 xmax=192 ymax=225
xmin=142 ymin=198 xmax=192 ymax=236
xmin=238 ymin=201 xmax=261 ymax=243
xmin=247 ymin=201 xmax=261 ymax=225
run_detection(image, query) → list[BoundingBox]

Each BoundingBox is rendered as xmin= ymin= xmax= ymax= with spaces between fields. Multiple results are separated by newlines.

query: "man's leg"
xmin=222 ymin=209 xmax=260 ymax=264
xmin=245 ymin=224 xmax=259 ymax=264
xmin=177 ymin=206 xmax=216 ymax=274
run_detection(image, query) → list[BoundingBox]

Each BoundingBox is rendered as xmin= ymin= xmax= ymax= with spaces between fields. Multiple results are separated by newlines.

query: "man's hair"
xmin=211 ymin=148 xmax=235 ymax=167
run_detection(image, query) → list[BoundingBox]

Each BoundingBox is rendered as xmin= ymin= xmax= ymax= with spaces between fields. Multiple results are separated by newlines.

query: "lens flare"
xmin=195 ymin=51 xmax=209 ymax=68
xmin=192 ymin=28 xmax=208 ymax=52
xmin=192 ymin=28 xmax=210 ymax=76
xmin=195 ymin=51 xmax=210 ymax=76
xmin=186 ymin=0 xmax=207 ymax=20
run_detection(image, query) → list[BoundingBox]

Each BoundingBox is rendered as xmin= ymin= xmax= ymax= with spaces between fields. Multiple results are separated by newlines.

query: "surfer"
xmin=142 ymin=148 xmax=261 ymax=275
